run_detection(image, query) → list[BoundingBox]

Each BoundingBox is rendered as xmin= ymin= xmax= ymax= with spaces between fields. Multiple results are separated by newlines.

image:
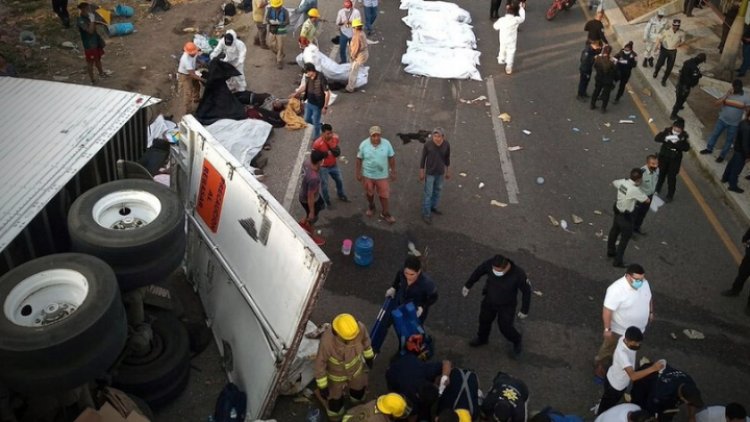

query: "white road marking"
xmin=283 ymin=124 xmax=314 ymax=211
xmin=486 ymin=76 xmax=519 ymax=204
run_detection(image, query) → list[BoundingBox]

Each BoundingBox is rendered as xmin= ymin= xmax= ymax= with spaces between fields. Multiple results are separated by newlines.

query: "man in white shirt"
xmin=335 ymin=0 xmax=360 ymax=64
xmin=594 ymin=264 xmax=653 ymax=378
xmin=595 ymin=403 xmax=649 ymax=422
xmin=597 ymin=327 xmax=664 ymax=414
xmin=493 ymin=2 xmax=526 ymax=75
xmin=177 ymin=41 xmax=205 ymax=118
xmin=696 ymin=404 xmax=748 ymax=422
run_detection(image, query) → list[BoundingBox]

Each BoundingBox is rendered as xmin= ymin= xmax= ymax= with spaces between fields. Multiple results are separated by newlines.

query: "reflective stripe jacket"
xmin=314 ymin=322 xmax=374 ymax=388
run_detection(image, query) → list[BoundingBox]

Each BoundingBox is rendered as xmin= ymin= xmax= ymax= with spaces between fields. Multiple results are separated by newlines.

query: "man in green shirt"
xmin=77 ymin=2 xmax=108 ymax=84
xmin=356 ymin=126 xmax=397 ymax=223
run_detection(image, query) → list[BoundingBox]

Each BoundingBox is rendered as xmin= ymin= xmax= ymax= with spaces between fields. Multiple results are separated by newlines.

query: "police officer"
xmin=633 ymin=155 xmax=659 ymax=235
xmin=480 ymin=371 xmax=530 ymax=422
xmin=630 ymin=364 xmax=704 ymax=422
xmin=653 ymin=19 xmax=686 ymax=87
xmin=607 ymin=169 xmax=651 ymax=268
xmin=655 ymin=118 xmax=691 ymax=202
xmin=721 ymin=227 xmax=750 ymax=316
xmin=462 ymin=254 xmax=531 ymax=357
xmin=613 ymin=41 xmax=638 ymax=104
xmin=670 ymin=53 xmax=705 ymax=120
xmin=385 ymin=256 xmax=438 ymax=323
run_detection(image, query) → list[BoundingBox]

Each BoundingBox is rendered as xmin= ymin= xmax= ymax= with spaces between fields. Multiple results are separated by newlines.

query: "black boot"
xmin=648 ymin=57 xmax=654 ymax=67
xmin=642 ymin=58 xmax=648 ymax=67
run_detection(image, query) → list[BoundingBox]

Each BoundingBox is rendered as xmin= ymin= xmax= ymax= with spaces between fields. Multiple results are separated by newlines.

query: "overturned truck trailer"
xmin=0 ymin=78 xmax=329 ymax=419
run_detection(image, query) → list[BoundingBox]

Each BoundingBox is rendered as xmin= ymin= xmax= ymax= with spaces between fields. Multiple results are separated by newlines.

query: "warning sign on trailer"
xmin=196 ymin=159 xmax=226 ymax=233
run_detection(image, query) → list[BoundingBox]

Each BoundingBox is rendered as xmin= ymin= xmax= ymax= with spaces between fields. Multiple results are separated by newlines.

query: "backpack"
xmin=214 ymin=383 xmax=247 ymax=422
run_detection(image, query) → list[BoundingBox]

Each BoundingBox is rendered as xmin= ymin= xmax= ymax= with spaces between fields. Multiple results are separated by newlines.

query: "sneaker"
xmin=430 ymin=207 xmax=443 ymax=215
xmin=380 ymin=213 xmax=396 ymax=224
xmin=642 ymin=58 xmax=648 ymax=67
xmin=661 ymin=79 xmax=667 ymax=87
xmin=699 ymin=149 xmax=713 ymax=155
xmin=469 ymin=337 xmax=488 ymax=347
xmin=652 ymin=72 xmax=658 ymax=78
xmin=648 ymin=57 xmax=654 ymax=67
xmin=728 ymin=186 xmax=745 ymax=193
xmin=721 ymin=289 xmax=740 ymax=297
xmin=338 ymin=195 xmax=350 ymax=202
xmin=505 ymin=68 xmax=513 ymax=75
xmin=422 ymin=215 xmax=432 ymax=225
xmin=716 ymin=156 xmax=725 ymax=163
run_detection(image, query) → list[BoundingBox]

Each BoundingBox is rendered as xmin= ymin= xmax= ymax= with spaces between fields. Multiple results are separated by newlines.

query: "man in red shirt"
xmin=312 ymin=124 xmax=349 ymax=207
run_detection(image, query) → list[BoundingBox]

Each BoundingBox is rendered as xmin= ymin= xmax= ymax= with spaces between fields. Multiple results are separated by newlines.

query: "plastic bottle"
xmin=353 ymin=236 xmax=374 ymax=266
xmin=342 ymin=239 xmax=352 ymax=255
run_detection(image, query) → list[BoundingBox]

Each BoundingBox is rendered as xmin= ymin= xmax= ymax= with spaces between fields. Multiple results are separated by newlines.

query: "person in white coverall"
xmin=210 ymin=29 xmax=247 ymax=92
xmin=641 ymin=9 xmax=667 ymax=68
xmin=493 ymin=2 xmax=525 ymax=75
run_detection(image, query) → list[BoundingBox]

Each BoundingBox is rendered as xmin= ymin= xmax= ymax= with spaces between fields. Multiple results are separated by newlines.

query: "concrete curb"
xmin=600 ymin=0 xmax=750 ymax=224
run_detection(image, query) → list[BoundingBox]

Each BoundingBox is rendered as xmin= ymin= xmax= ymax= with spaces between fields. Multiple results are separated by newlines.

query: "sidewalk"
xmin=601 ymin=0 xmax=750 ymax=224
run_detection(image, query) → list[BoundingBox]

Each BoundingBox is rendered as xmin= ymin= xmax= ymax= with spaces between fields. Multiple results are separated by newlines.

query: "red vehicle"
xmin=546 ymin=0 xmax=575 ymax=20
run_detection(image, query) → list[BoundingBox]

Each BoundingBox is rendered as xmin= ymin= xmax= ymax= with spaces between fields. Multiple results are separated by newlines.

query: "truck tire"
xmin=67 ymin=179 xmax=185 ymax=267
xmin=113 ymin=234 xmax=186 ymax=291
xmin=113 ymin=311 xmax=191 ymax=407
xmin=0 ymin=254 xmax=127 ymax=394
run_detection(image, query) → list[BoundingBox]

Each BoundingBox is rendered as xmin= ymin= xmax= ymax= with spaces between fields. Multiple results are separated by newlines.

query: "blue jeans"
xmin=304 ymin=102 xmax=322 ymax=140
xmin=705 ymin=119 xmax=738 ymax=159
xmin=739 ymin=43 xmax=750 ymax=75
xmin=364 ymin=6 xmax=378 ymax=33
xmin=422 ymin=174 xmax=444 ymax=216
xmin=319 ymin=165 xmax=346 ymax=204
xmin=339 ymin=33 xmax=351 ymax=63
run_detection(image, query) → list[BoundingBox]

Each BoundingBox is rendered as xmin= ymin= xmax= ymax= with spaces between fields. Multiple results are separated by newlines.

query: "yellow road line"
xmin=579 ymin=0 xmax=743 ymax=264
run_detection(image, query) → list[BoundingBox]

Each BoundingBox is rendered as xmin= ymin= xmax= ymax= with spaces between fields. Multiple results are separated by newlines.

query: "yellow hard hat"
xmin=308 ymin=8 xmax=320 ymax=17
xmin=376 ymin=393 xmax=407 ymax=418
xmin=455 ymin=409 xmax=471 ymax=422
xmin=332 ymin=313 xmax=359 ymax=340
xmin=352 ymin=17 xmax=363 ymax=27
xmin=270 ymin=0 xmax=283 ymax=7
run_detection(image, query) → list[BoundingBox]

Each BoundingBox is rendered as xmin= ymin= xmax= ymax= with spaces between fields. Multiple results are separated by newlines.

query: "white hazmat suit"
xmin=493 ymin=5 xmax=525 ymax=74
xmin=210 ymin=29 xmax=247 ymax=92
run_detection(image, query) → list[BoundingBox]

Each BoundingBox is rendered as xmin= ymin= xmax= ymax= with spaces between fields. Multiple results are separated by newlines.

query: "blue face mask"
xmin=632 ymin=279 xmax=645 ymax=289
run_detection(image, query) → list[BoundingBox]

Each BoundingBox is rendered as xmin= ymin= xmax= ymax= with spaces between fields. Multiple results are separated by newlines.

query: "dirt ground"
xmin=613 ymin=0 xmax=672 ymax=21
xmin=0 ymin=0 xmax=236 ymax=116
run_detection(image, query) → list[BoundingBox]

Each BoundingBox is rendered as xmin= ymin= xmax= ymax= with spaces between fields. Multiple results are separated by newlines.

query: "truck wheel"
xmin=68 ymin=180 xmax=186 ymax=290
xmin=0 ymin=254 xmax=127 ymax=394
xmin=113 ymin=311 xmax=191 ymax=407
xmin=68 ymin=180 xmax=185 ymax=267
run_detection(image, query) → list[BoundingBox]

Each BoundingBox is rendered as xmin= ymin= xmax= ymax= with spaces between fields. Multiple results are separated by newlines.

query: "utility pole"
xmin=719 ymin=0 xmax=749 ymax=80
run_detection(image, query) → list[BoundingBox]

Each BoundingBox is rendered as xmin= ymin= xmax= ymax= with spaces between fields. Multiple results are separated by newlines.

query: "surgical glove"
xmin=438 ymin=375 xmax=449 ymax=396
xmin=517 ymin=312 xmax=528 ymax=319
xmin=385 ymin=287 xmax=396 ymax=298
xmin=462 ymin=286 xmax=470 ymax=297
xmin=416 ymin=306 xmax=423 ymax=318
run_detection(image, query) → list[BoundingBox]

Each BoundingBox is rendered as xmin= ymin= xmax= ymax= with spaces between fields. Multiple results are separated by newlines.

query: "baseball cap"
xmin=369 ymin=125 xmax=382 ymax=135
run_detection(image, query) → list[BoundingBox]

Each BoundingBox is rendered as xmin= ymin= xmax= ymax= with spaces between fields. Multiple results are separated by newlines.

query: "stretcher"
xmin=369 ymin=300 xmax=432 ymax=358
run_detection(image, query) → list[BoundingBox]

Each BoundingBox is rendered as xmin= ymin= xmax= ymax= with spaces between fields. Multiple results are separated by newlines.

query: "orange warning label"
xmin=196 ymin=159 xmax=226 ymax=233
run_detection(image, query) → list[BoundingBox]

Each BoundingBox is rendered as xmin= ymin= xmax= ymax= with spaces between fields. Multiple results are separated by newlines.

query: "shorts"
xmin=84 ymin=47 xmax=104 ymax=63
xmin=363 ymin=177 xmax=390 ymax=199
xmin=300 ymin=196 xmax=325 ymax=223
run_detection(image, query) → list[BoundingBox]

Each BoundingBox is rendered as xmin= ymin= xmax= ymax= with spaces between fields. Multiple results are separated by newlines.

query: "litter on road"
xmin=478 ymin=182 xmax=485 ymax=189
xmin=536 ymin=177 xmax=545 ymax=185
xmin=548 ymin=215 xmax=559 ymax=226
xmin=572 ymin=214 xmax=583 ymax=224
xmin=683 ymin=329 xmax=705 ymax=340
xmin=499 ymin=113 xmax=512 ymax=122
xmin=522 ymin=129 xmax=531 ymax=135
xmin=490 ymin=200 xmax=508 ymax=207
xmin=508 ymin=146 xmax=523 ymax=151
xmin=619 ymin=120 xmax=634 ymax=124
xmin=533 ymin=290 xmax=543 ymax=296
xmin=459 ymin=172 xmax=467 ymax=177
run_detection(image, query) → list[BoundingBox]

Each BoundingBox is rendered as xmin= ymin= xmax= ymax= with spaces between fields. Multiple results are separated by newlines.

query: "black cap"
xmin=673 ymin=118 xmax=685 ymax=129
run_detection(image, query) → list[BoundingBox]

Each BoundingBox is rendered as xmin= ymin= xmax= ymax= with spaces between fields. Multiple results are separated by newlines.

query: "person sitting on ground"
xmin=480 ymin=371 xmax=529 ymax=422
xmin=696 ymin=403 xmax=749 ymax=422
xmin=631 ymin=363 xmax=704 ymax=422
xmin=594 ymin=403 xmax=653 ymax=422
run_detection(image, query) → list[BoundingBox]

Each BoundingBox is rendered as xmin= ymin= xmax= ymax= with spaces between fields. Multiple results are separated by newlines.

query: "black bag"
xmin=214 ymin=383 xmax=246 ymax=422
xmin=224 ymin=2 xmax=237 ymax=16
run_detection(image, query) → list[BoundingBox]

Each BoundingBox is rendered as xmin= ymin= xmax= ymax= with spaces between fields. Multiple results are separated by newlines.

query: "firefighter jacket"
xmin=314 ymin=322 xmax=374 ymax=389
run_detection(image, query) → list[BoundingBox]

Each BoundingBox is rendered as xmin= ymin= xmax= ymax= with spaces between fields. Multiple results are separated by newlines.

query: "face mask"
xmin=648 ymin=166 xmax=658 ymax=172
xmin=672 ymin=130 xmax=681 ymax=136
xmin=624 ymin=49 xmax=632 ymax=54
xmin=492 ymin=270 xmax=505 ymax=277
xmin=631 ymin=279 xmax=645 ymax=289
xmin=627 ymin=344 xmax=641 ymax=351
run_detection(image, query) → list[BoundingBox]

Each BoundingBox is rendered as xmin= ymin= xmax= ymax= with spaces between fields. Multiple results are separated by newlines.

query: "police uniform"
xmin=607 ymin=178 xmax=648 ymax=267
xmin=653 ymin=22 xmax=686 ymax=86
xmin=654 ymin=126 xmax=690 ymax=200
xmin=724 ymin=227 xmax=750 ymax=310
xmin=633 ymin=164 xmax=659 ymax=233
xmin=480 ymin=372 xmax=529 ymax=422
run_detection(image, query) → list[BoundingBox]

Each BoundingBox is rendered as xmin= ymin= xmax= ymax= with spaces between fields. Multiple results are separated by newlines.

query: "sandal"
xmin=380 ymin=213 xmax=396 ymax=224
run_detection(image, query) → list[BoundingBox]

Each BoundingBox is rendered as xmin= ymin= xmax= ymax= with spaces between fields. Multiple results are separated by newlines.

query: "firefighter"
xmin=315 ymin=313 xmax=375 ymax=420
xmin=343 ymin=393 xmax=409 ymax=421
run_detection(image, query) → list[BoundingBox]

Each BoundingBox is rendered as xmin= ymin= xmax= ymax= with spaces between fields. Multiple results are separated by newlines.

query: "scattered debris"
xmin=183 ymin=27 xmax=199 ymax=33
xmin=478 ymin=182 xmax=485 ymax=189
xmin=594 ymin=209 xmax=603 ymax=215
xmin=560 ymin=220 xmax=570 ymax=231
xmin=533 ymin=290 xmax=543 ymax=296
xmin=619 ymin=120 xmax=634 ymax=124
xmin=572 ymin=127 xmax=580 ymax=132
xmin=670 ymin=332 xmax=677 ymax=339
xmin=522 ymin=130 xmax=531 ymax=135
xmin=572 ymin=214 xmax=583 ymax=224
xmin=536 ymin=177 xmax=545 ymax=185
xmin=602 ymin=137 xmax=611 ymax=142
xmin=642 ymin=88 xmax=652 ymax=97
xmin=648 ymin=118 xmax=654 ymax=123
xmin=406 ymin=103 xmax=414 ymax=108
xmin=484 ymin=102 xmax=491 ymax=106
xmin=498 ymin=112 xmax=512 ymax=122
xmin=548 ymin=215 xmax=559 ymax=226
xmin=603 ymin=122 xmax=611 ymax=127
xmin=490 ymin=200 xmax=507 ymax=207
xmin=459 ymin=172 xmax=467 ymax=177
xmin=661 ymin=241 xmax=668 ymax=245
xmin=682 ymin=329 xmax=705 ymax=340
xmin=19 ymin=31 xmax=36 ymax=45
xmin=61 ymin=41 xmax=77 ymax=49
xmin=366 ymin=39 xmax=380 ymax=45
xmin=588 ymin=296 xmax=594 ymax=301
xmin=508 ymin=146 xmax=523 ymax=151
xmin=407 ymin=241 xmax=422 ymax=257
xmin=140 ymin=66 xmax=147 ymax=70
xmin=628 ymin=115 xmax=636 ymax=119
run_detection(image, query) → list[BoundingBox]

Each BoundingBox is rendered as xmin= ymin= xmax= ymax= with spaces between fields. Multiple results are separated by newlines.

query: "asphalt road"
xmin=155 ymin=0 xmax=750 ymax=420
